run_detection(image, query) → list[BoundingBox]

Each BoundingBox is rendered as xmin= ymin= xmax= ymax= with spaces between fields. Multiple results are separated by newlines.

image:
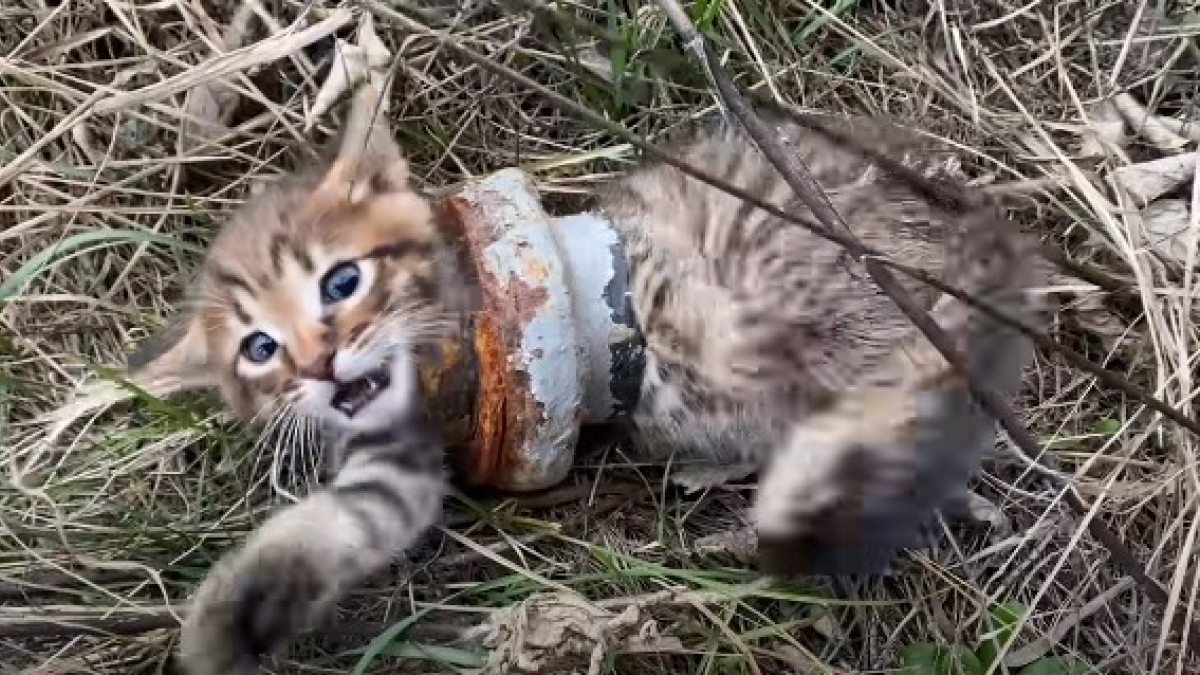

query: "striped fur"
xmin=177 ymin=411 xmax=444 ymax=674
xmin=134 ymin=89 xmax=1038 ymax=670
xmin=125 ymin=85 xmax=467 ymax=674
xmin=598 ymin=107 xmax=1043 ymax=576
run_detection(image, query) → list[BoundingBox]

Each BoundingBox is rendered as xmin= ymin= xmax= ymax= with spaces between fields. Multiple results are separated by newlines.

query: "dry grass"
xmin=1 ymin=0 xmax=1198 ymax=673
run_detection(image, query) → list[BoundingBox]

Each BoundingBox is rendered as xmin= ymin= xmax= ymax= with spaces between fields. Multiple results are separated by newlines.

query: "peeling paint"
xmin=453 ymin=169 xmax=584 ymax=491
xmin=548 ymin=212 xmax=643 ymax=422
xmin=427 ymin=169 xmax=646 ymax=492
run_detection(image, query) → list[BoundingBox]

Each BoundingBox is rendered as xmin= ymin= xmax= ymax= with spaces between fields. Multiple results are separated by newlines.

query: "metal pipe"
xmin=420 ymin=168 xmax=645 ymax=492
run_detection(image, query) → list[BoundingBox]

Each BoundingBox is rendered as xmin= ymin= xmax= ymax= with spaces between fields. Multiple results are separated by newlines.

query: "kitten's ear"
xmin=318 ymin=81 xmax=410 ymax=204
xmin=124 ymin=312 xmax=217 ymax=396
xmin=37 ymin=312 xmax=217 ymax=447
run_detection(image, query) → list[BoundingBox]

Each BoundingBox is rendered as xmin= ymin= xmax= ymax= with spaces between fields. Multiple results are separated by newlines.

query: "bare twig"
xmin=369 ymin=0 xmax=1198 ymax=645
xmin=372 ymin=7 xmax=1200 ymax=631
xmin=501 ymin=0 xmax=1138 ymax=300
xmin=372 ymin=1 xmax=1200 ymax=445
xmin=653 ymin=0 xmax=1196 ymax=652
xmin=1003 ymin=577 xmax=1138 ymax=667
xmin=0 ymin=609 xmax=470 ymax=643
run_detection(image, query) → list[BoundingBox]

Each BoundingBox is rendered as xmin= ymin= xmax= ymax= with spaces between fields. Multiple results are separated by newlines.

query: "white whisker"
xmin=269 ymin=409 xmax=303 ymax=504
xmin=247 ymin=401 xmax=290 ymax=486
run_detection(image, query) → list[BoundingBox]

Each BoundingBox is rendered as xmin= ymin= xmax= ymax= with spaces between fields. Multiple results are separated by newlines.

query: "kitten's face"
xmin=131 ymin=116 xmax=458 ymax=434
xmin=200 ymin=163 xmax=447 ymax=432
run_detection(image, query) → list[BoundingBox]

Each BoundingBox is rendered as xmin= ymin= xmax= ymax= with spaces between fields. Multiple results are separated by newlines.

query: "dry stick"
xmin=0 ymin=586 xmax=737 ymax=643
xmin=377 ymin=5 xmax=1197 ymax=609
xmin=654 ymin=0 xmax=1195 ymax=650
xmin=378 ymin=0 xmax=1194 ymax=641
xmin=371 ymin=1 xmax=1200 ymax=441
xmin=0 ymin=611 xmax=469 ymax=643
xmin=505 ymin=0 xmax=1137 ymax=298
xmin=0 ymin=614 xmax=178 ymax=640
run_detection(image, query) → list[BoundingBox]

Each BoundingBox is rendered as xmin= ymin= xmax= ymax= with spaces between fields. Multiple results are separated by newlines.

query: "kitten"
xmin=125 ymin=88 xmax=1037 ymax=670
xmin=125 ymin=84 xmax=468 ymax=675
xmin=597 ymin=107 xmax=1041 ymax=574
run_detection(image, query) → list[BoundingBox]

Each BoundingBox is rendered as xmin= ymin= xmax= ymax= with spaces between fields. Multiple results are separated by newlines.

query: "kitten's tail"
xmin=752 ymin=174 xmax=1043 ymax=576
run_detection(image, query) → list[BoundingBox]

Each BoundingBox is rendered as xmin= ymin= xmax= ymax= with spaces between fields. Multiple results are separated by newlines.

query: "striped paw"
xmin=179 ymin=546 xmax=331 ymax=675
xmin=178 ymin=505 xmax=342 ymax=675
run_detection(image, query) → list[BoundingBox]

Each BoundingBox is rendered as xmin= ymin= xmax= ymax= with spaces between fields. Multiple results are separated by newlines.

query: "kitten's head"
xmin=129 ymin=89 xmax=461 ymax=433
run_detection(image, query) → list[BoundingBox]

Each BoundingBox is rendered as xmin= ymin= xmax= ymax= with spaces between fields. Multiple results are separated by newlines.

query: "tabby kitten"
xmin=125 ymin=85 xmax=467 ymax=675
xmin=597 ymin=109 xmax=1040 ymax=574
xmin=126 ymin=88 xmax=1036 ymax=670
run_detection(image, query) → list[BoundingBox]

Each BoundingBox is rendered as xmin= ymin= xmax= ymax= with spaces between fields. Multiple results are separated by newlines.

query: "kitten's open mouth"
xmin=331 ymin=366 xmax=391 ymax=417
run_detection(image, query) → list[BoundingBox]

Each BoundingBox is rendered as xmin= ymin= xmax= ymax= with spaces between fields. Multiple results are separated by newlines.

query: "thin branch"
xmin=500 ymin=0 xmax=1139 ymax=299
xmin=370 ymin=1 xmax=1200 ymax=440
xmin=371 ymin=0 xmax=1198 ymax=647
xmin=0 ymin=609 xmax=470 ymax=643
xmin=654 ymin=0 xmax=1195 ymax=652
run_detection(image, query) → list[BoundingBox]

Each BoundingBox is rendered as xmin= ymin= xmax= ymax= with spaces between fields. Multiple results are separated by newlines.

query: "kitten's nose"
xmin=298 ymin=352 xmax=335 ymax=381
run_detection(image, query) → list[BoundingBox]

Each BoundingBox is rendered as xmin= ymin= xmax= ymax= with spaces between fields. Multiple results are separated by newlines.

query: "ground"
xmin=1 ymin=1 xmax=1198 ymax=674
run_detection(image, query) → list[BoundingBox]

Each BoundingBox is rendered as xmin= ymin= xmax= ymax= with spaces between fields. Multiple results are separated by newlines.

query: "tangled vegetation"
xmin=1 ymin=1 xmax=1198 ymax=673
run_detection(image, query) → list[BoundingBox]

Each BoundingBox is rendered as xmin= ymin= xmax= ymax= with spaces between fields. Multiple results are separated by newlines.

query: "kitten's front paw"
xmin=178 ymin=546 xmax=330 ymax=675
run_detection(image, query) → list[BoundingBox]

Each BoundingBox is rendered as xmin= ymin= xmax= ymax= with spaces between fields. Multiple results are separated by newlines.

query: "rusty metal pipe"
xmin=419 ymin=169 xmax=645 ymax=492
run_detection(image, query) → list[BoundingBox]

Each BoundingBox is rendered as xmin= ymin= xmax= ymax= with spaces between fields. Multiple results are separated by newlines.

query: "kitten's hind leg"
xmin=752 ymin=210 xmax=1040 ymax=577
xmin=177 ymin=413 xmax=445 ymax=675
xmin=628 ymin=412 xmax=765 ymax=493
xmin=626 ymin=366 xmax=769 ymax=493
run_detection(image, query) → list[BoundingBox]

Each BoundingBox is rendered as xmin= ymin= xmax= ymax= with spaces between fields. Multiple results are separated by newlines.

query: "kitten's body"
xmin=604 ymin=113 xmax=957 ymax=475
xmin=601 ymin=109 xmax=1039 ymax=572
xmin=125 ymin=87 xmax=1039 ymax=673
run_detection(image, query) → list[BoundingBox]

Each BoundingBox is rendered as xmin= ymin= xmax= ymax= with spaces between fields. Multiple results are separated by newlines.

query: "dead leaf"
xmin=357 ymin=11 xmax=391 ymax=65
xmin=177 ymin=2 xmax=258 ymax=154
xmin=1112 ymin=153 xmax=1198 ymax=205
xmin=1112 ymin=93 xmax=1192 ymax=154
xmin=178 ymin=81 xmax=240 ymax=152
xmin=470 ymin=590 xmax=683 ymax=675
xmin=810 ymin=608 xmax=844 ymax=641
xmin=70 ymin=123 xmax=105 ymax=165
xmin=1141 ymin=199 xmax=1196 ymax=268
xmin=1154 ymin=115 xmax=1200 ymax=144
xmin=1079 ymin=99 xmax=1128 ymax=160
xmin=1043 ymin=269 xmax=1129 ymax=354
xmin=306 ymin=12 xmax=393 ymax=129
xmin=692 ymin=526 xmax=756 ymax=563
xmin=1065 ymin=292 xmax=1130 ymax=355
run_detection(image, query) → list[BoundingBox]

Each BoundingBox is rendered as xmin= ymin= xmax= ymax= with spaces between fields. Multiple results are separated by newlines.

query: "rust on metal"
xmin=430 ymin=194 xmax=511 ymax=487
xmin=417 ymin=169 xmax=644 ymax=493
xmin=434 ymin=183 xmax=575 ymax=491
xmin=466 ymin=311 xmax=509 ymax=483
xmin=416 ymin=334 xmax=477 ymax=448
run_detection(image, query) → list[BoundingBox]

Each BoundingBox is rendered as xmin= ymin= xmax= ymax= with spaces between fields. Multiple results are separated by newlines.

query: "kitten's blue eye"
xmin=241 ymin=331 xmax=277 ymax=363
xmin=321 ymin=262 xmax=361 ymax=303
